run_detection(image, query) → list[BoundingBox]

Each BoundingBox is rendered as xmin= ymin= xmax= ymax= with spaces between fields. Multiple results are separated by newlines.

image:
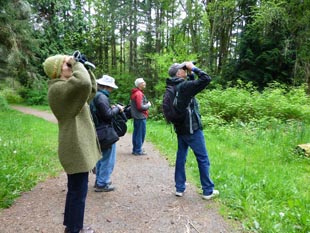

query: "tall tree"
xmin=0 ymin=0 xmax=39 ymax=86
xmin=237 ymin=1 xmax=294 ymax=89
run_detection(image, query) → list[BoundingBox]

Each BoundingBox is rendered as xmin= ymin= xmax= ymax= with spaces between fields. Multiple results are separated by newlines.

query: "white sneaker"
xmin=175 ymin=191 xmax=184 ymax=197
xmin=202 ymin=190 xmax=219 ymax=200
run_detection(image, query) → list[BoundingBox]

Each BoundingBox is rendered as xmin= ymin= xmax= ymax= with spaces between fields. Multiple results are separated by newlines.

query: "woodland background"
xmin=1 ymin=1 xmax=310 ymax=232
xmin=0 ymin=0 xmax=310 ymax=108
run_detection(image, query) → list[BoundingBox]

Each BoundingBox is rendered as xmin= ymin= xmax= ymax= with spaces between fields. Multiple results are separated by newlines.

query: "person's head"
xmin=168 ymin=62 xmax=187 ymax=79
xmin=96 ymin=75 xmax=118 ymax=92
xmin=134 ymin=78 xmax=146 ymax=90
xmin=43 ymin=55 xmax=72 ymax=80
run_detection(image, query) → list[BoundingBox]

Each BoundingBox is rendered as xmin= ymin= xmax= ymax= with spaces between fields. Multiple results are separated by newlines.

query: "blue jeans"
xmin=64 ymin=172 xmax=89 ymax=233
xmin=132 ymin=119 xmax=146 ymax=154
xmin=96 ymin=143 xmax=116 ymax=187
xmin=175 ymin=129 xmax=214 ymax=195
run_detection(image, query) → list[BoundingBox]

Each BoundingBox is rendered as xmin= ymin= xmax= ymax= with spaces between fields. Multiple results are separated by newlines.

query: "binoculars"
xmin=73 ymin=51 xmax=96 ymax=69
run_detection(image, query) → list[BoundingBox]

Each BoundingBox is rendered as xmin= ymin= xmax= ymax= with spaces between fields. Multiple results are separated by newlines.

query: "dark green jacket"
xmin=48 ymin=61 xmax=101 ymax=174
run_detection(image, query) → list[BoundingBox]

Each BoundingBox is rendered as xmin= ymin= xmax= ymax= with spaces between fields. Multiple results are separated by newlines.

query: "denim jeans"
xmin=175 ymin=129 xmax=214 ymax=195
xmin=96 ymin=143 xmax=116 ymax=187
xmin=63 ymin=172 xmax=89 ymax=233
xmin=132 ymin=119 xmax=146 ymax=154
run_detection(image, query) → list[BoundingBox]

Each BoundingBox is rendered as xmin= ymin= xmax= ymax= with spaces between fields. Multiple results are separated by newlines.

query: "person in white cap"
xmin=130 ymin=78 xmax=151 ymax=155
xmin=90 ymin=75 xmax=124 ymax=192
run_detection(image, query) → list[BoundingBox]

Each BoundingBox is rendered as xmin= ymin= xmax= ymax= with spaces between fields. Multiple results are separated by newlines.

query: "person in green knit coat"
xmin=43 ymin=54 xmax=101 ymax=233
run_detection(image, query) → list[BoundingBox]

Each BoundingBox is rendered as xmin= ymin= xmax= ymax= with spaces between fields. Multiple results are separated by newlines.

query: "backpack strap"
xmin=90 ymin=92 xmax=101 ymax=127
xmin=173 ymin=82 xmax=191 ymax=112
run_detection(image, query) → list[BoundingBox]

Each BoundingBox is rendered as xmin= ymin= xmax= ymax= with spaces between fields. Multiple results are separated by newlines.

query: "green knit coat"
xmin=48 ymin=62 xmax=101 ymax=174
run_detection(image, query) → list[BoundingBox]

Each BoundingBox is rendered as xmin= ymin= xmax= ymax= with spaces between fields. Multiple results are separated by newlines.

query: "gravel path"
xmin=0 ymin=106 xmax=241 ymax=233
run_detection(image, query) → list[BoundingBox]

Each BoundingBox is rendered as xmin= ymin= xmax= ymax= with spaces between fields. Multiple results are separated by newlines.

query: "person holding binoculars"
xmin=43 ymin=52 xmax=100 ymax=233
xmin=166 ymin=61 xmax=219 ymax=200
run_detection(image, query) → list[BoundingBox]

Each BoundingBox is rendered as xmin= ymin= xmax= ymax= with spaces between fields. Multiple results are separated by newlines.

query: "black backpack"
xmin=112 ymin=111 xmax=128 ymax=137
xmin=123 ymin=104 xmax=132 ymax=119
xmin=162 ymin=84 xmax=186 ymax=124
xmin=90 ymin=93 xmax=128 ymax=137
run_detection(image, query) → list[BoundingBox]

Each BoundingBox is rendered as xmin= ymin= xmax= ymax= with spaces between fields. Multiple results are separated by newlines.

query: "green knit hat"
xmin=43 ymin=55 xmax=66 ymax=79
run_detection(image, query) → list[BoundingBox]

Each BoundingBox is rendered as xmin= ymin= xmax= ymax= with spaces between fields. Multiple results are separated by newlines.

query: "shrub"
xmin=0 ymin=95 xmax=9 ymax=111
xmin=199 ymin=84 xmax=309 ymax=124
xmin=0 ymin=88 xmax=24 ymax=104
xmin=18 ymin=78 xmax=48 ymax=105
xmin=24 ymin=88 xmax=48 ymax=105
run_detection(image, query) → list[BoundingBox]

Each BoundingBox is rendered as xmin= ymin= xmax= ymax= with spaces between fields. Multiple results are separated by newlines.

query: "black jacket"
xmin=90 ymin=90 xmax=120 ymax=127
xmin=165 ymin=67 xmax=211 ymax=135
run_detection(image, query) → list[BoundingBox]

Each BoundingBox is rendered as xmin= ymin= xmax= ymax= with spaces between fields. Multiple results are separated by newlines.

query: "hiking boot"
xmin=95 ymin=183 xmax=115 ymax=192
xmin=202 ymin=190 xmax=219 ymax=200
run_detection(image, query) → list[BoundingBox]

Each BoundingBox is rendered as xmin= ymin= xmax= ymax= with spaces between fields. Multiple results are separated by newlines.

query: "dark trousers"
xmin=175 ymin=129 xmax=214 ymax=195
xmin=132 ymin=118 xmax=146 ymax=154
xmin=63 ymin=172 xmax=89 ymax=233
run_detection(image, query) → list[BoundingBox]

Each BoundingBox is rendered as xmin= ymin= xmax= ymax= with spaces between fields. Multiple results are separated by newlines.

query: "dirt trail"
xmin=0 ymin=106 xmax=241 ymax=233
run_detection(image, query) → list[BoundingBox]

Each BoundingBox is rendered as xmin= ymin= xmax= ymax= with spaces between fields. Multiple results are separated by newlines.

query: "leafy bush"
xmin=24 ymin=88 xmax=48 ymax=105
xmin=0 ymin=88 xmax=24 ymax=104
xmin=0 ymin=95 xmax=9 ymax=111
xmin=199 ymin=83 xmax=309 ymax=124
xmin=18 ymin=78 xmax=48 ymax=105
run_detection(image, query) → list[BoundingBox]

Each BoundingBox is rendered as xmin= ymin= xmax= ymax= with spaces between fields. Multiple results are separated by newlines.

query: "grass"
xmin=146 ymin=119 xmax=310 ymax=233
xmin=0 ymin=109 xmax=61 ymax=209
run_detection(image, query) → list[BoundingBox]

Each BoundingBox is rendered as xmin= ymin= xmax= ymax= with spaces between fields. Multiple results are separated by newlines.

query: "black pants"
xmin=63 ymin=172 xmax=89 ymax=233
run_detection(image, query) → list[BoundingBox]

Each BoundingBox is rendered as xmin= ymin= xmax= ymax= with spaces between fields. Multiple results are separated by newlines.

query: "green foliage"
xmin=147 ymin=119 xmax=310 ymax=232
xmin=22 ymin=88 xmax=48 ymax=105
xmin=2 ymin=0 xmax=310 ymax=103
xmin=0 ymin=110 xmax=61 ymax=208
xmin=0 ymin=88 xmax=24 ymax=104
xmin=198 ymin=83 xmax=309 ymax=124
xmin=221 ymin=1 xmax=298 ymax=89
xmin=0 ymin=96 xmax=9 ymax=111
xmin=19 ymin=78 xmax=48 ymax=105
xmin=0 ymin=0 xmax=41 ymax=86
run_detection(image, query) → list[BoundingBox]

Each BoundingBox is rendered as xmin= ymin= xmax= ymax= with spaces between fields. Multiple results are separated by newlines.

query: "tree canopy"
xmin=1 ymin=0 xmax=310 ymax=102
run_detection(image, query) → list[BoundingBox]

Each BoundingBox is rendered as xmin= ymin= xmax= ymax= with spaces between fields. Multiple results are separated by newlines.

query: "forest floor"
xmin=0 ymin=105 xmax=242 ymax=233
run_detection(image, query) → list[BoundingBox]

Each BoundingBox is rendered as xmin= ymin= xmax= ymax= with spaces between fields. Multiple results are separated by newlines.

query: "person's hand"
xmin=67 ymin=56 xmax=76 ymax=66
xmin=184 ymin=61 xmax=195 ymax=71
xmin=147 ymin=101 xmax=152 ymax=107
xmin=73 ymin=51 xmax=96 ymax=69
xmin=117 ymin=104 xmax=125 ymax=112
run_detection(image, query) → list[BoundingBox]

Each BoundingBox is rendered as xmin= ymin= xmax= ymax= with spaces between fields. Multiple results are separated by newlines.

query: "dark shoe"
xmin=132 ymin=151 xmax=147 ymax=156
xmin=64 ymin=226 xmax=95 ymax=233
xmin=94 ymin=181 xmax=111 ymax=188
xmin=95 ymin=183 xmax=115 ymax=192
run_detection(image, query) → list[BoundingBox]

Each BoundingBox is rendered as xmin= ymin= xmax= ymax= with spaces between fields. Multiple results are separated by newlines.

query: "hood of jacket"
xmin=166 ymin=77 xmax=185 ymax=86
xmin=131 ymin=87 xmax=144 ymax=95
